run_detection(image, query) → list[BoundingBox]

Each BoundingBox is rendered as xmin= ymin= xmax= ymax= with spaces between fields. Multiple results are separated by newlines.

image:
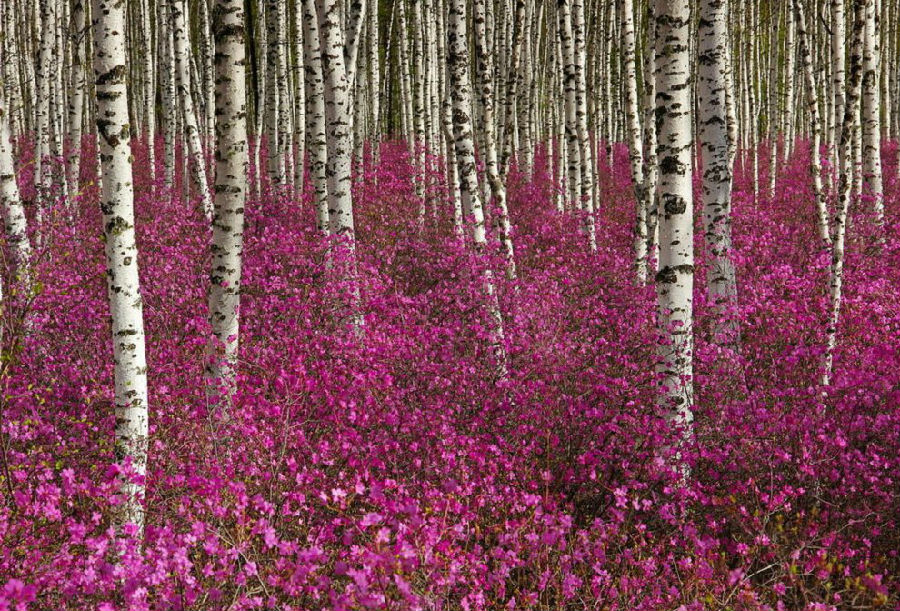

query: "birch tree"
xmin=794 ymin=0 xmax=830 ymax=247
xmin=825 ymin=0 xmax=867 ymax=387
xmin=448 ymin=0 xmax=507 ymax=375
xmin=159 ymin=0 xmax=176 ymax=191
xmin=571 ymin=0 xmax=597 ymax=252
xmin=302 ymin=0 xmax=329 ymax=234
xmin=265 ymin=0 xmax=285 ymax=186
xmin=171 ymin=0 xmax=213 ymax=220
xmin=318 ymin=0 xmax=362 ymax=328
xmin=205 ymin=0 xmax=248 ymax=410
xmin=1 ymin=85 xmax=31 ymax=283
xmin=860 ymin=0 xmax=883 ymax=225
xmin=473 ymin=0 xmax=517 ymax=282
xmin=831 ymin=0 xmax=846 ymax=168
xmin=318 ymin=0 xmax=355 ymax=239
xmin=92 ymin=0 xmax=150 ymax=538
xmin=654 ymin=0 xmax=694 ymax=429
xmin=698 ymin=0 xmax=739 ymax=346
xmin=557 ymin=0 xmax=587 ymax=236
xmin=66 ymin=0 xmax=87 ymax=198
xmin=138 ymin=0 xmax=155 ymax=185
xmin=621 ymin=0 xmax=648 ymax=283
xmin=36 ymin=0 xmax=57 ymax=238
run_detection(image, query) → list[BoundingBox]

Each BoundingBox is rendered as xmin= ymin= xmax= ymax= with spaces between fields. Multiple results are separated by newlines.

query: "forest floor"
xmin=1 ymin=140 xmax=899 ymax=610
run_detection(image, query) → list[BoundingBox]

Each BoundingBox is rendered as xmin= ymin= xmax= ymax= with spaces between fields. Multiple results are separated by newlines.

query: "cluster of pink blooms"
xmin=0 ymin=138 xmax=898 ymax=610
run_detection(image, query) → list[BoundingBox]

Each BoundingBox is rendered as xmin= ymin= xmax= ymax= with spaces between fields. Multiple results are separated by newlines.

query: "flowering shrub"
xmin=0 ymin=138 xmax=898 ymax=610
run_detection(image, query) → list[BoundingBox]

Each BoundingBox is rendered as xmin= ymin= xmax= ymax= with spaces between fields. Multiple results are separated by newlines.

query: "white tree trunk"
xmin=654 ymin=0 xmax=694 ymax=430
xmin=621 ymin=0 xmax=648 ymax=284
xmin=139 ymin=0 xmax=155 ymax=187
xmin=302 ymin=0 xmax=329 ymax=234
xmin=318 ymin=0 xmax=354 ymax=238
xmin=794 ymin=0 xmax=830 ymax=247
xmin=448 ymin=0 xmax=507 ymax=376
xmin=292 ymin=2 xmax=306 ymax=198
xmin=159 ymin=0 xmax=176 ymax=191
xmin=473 ymin=0 xmax=517 ymax=282
xmin=1 ymin=85 xmax=31 ymax=282
xmin=275 ymin=0 xmax=292 ymax=189
xmin=366 ymin=0 xmax=380 ymax=169
xmin=206 ymin=0 xmax=248 ymax=411
xmin=92 ymin=0 xmax=150 ymax=538
xmin=557 ymin=0 xmax=581 ymax=214
xmin=783 ymin=6 xmax=796 ymax=161
xmin=643 ymin=14 xmax=660 ymax=272
xmin=411 ymin=0 xmax=427 ymax=230
xmin=171 ymin=0 xmax=213 ymax=220
xmin=318 ymin=0 xmax=362 ymax=328
xmin=861 ymin=0 xmax=883 ymax=225
xmin=66 ymin=0 xmax=87 ymax=199
xmin=698 ymin=0 xmax=739 ymax=347
xmin=265 ymin=0 xmax=285 ymax=186
xmin=825 ymin=0 xmax=867 ymax=387
xmin=36 ymin=0 xmax=57 ymax=240
xmin=831 ymin=0 xmax=846 ymax=171
xmin=572 ymin=0 xmax=597 ymax=251
xmin=198 ymin=0 xmax=215 ymax=146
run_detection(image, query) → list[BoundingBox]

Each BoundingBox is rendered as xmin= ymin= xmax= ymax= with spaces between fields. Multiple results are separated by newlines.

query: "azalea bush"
xmin=0 ymin=139 xmax=898 ymax=610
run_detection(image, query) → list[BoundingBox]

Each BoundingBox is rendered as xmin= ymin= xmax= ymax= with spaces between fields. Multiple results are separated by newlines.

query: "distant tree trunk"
xmin=171 ymin=0 xmax=212 ymax=220
xmin=411 ymin=0 xmax=427 ymax=230
xmin=782 ymin=5 xmax=796 ymax=161
xmin=621 ymin=0 xmax=648 ymax=284
xmin=318 ymin=0 xmax=362 ymax=328
xmin=825 ymin=0 xmax=866 ymax=387
xmin=36 ymin=0 xmax=57 ymax=242
xmin=571 ymin=0 xmax=597 ymax=251
xmin=557 ymin=0 xmax=583 ymax=231
xmin=139 ymin=0 xmax=155 ymax=187
xmin=302 ymin=0 xmax=329 ymax=234
xmin=831 ymin=0 xmax=846 ymax=172
xmin=92 ymin=0 xmax=150 ymax=539
xmin=474 ymin=0 xmax=517 ymax=281
xmin=448 ymin=0 xmax=507 ymax=376
xmin=265 ymin=0 xmax=285 ymax=186
xmin=51 ymin=0 xmax=66 ymax=205
xmin=654 ymin=0 xmax=694 ymax=430
xmin=159 ymin=0 xmax=176 ymax=191
xmin=66 ymin=0 xmax=86 ymax=198
xmin=292 ymin=2 xmax=306 ymax=198
xmin=860 ymin=0 xmax=883 ymax=225
xmin=1 ymin=85 xmax=31 ymax=283
xmin=275 ymin=0 xmax=292 ymax=190
xmin=366 ymin=0 xmax=380 ymax=169
xmin=698 ymin=0 xmax=739 ymax=347
xmin=643 ymin=11 xmax=660 ymax=272
xmin=397 ymin=0 xmax=414 ymax=153
xmin=794 ymin=0 xmax=830 ymax=247
xmin=206 ymin=0 xmax=248 ymax=411
xmin=197 ymin=0 xmax=215 ymax=145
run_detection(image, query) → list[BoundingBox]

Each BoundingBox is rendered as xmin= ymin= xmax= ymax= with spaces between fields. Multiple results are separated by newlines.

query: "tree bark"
xmin=171 ymin=0 xmax=213 ymax=220
xmin=302 ymin=0 xmax=329 ymax=234
xmin=794 ymin=0 xmax=831 ymax=247
xmin=860 ymin=0 xmax=883 ymax=225
xmin=698 ymin=0 xmax=739 ymax=347
xmin=91 ymin=0 xmax=150 ymax=538
xmin=206 ymin=0 xmax=248 ymax=411
xmin=654 ymin=0 xmax=694 ymax=431
xmin=448 ymin=0 xmax=507 ymax=376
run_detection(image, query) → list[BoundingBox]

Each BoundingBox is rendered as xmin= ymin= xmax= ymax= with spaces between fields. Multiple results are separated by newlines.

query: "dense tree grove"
xmin=0 ymin=0 xmax=899 ymax=608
